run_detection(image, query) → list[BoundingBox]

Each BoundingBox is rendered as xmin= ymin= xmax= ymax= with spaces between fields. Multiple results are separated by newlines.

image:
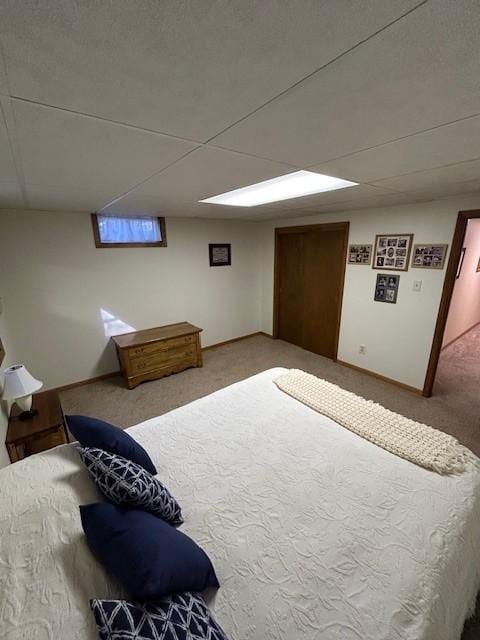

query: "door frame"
xmin=273 ymin=221 xmax=349 ymax=361
xmin=422 ymin=209 xmax=480 ymax=397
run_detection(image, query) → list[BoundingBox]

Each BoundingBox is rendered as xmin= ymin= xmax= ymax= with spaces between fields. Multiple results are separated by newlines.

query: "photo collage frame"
xmin=372 ymin=234 xmax=413 ymax=271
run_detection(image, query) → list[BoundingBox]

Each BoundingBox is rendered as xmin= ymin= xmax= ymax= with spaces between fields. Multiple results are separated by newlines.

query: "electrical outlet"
xmin=359 ymin=345 xmax=366 ymax=355
xmin=413 ymin=280 xmax=422 ymax=292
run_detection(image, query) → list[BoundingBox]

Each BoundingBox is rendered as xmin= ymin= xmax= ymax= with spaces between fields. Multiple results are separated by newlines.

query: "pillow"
xmin=78 ymin=447 xmax=183 ymax=525
xmin=90 ymin=593 xmax=229 ymax=640
xmin=80 ymin=503 xmax=219 ymax=600
xmin=66 ymin=415 xmax=157 ymax=475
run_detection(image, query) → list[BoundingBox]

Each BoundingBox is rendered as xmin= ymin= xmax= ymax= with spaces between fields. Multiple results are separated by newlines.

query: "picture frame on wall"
xmin=411 ymin=244 xmax=448 ymax=270
xmin=372 ymin=234 xmax=413 ymax=271
xmin=209 ymin=243 xmax=231 ymax=267
xmin=374 ymin=273 xmax=400 ymax=303
xmin=348 ymin=244 xmax=372 ymax=265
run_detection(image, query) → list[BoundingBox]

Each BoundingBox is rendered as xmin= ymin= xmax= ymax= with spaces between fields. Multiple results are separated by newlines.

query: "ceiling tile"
xmin=213 ymin=0 xmax=480 ymax=165
xmin=252 ymin=191 xmax=433 ymax=221
xmin=312 ymin=191 xmax=432 ymax=212
xmin=100 ymin=194 xmax=166 ymax=218
xmin=312 ymin=116 xmax=480 ymax=183
xmin=393 ymin=178 xmax=480 ymax=201
xmin=1 ymin=0 xmax=422 ymax=141
xmin=23 ymin=185 xmax=119 ymax=212
xmin=101 ymin=145 xmax=294 ymax=215
xmin=371 ymin=158 xmax=480 ymax=192
xmin=0 ymin=49 xmax=8 ymax=96
xmin=0 ymin=100 xmax=19 ymax=182
xmin=0 ymin=182 xmax=25 ymax=208
xmin=12 ymin=100 xmax=198 ymax=210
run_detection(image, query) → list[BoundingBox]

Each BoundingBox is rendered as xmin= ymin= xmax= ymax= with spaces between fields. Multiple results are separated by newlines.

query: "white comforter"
xmin=1 ymin=368 xmax=479 ymax=640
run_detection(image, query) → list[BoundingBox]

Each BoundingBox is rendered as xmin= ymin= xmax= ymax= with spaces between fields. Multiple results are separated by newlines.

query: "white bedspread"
xmin=1 ymin=368 xmax=479 ymax=640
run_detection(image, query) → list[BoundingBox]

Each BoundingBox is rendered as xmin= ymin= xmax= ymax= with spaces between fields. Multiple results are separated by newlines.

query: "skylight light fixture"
xmin=199 ymin=170 xmax=357 ymax=207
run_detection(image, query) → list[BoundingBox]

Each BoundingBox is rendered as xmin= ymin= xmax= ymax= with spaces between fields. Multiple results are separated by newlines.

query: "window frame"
xmin=91 ymin=213 xmax=168 ymax=248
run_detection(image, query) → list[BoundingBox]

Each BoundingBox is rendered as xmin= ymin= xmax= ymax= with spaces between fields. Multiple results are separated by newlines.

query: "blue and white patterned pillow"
xmin=90 ymin=592 xmax=229 ymax=640
xmin=79 ymin=447 xmax=183 ymax=525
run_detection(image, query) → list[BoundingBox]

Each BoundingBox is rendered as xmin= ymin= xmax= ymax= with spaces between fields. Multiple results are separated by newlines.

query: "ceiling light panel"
xmin=199 ymin=170 xmax=357 ymax=207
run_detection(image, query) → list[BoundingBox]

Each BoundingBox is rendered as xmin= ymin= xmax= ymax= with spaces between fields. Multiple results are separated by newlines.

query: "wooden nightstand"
xmin=5 ymin=390 xmax=69 ymax=463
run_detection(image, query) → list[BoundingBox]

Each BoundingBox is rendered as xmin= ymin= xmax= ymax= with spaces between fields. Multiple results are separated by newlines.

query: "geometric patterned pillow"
xmin=78 ymin=447 xmax=183 ymax=526
xmin=90 ymin=592 xmax=229 ymax=640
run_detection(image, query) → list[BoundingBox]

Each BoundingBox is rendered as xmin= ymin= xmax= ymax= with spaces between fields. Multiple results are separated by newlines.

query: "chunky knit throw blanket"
xmin=275 ymin=369 xmax=475 ymax=475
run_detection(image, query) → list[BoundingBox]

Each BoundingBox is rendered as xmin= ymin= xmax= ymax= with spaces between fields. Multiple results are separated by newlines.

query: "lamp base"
xmin=18 ymin=409 xmax=38 ymax=421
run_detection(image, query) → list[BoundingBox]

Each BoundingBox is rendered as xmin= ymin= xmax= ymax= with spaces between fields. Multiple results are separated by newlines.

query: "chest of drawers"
xmin=112 ymin=322 xmax=203 ymax=389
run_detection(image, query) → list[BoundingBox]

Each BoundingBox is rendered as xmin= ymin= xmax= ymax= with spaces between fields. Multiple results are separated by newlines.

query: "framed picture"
xmin=456 ymin=248 xmax=466 ymax=279
xmin=374 ymin=273 xmax=400 ymax=303
xmin=411 ymin=244 xmax=448 ymax=269
xmin=477 ymin=257 xmax=480 ymax=273
xmin=372 ymin=234 xmax=413 ymax=271
xmin=348 ymin=244 xmax=372 ymax=265
xmin=209 ymin=243 xmax=231 ymax=267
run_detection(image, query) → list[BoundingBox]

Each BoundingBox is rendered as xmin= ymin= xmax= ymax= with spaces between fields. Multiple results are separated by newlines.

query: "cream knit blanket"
xmin=275 ymin=369 xmax=475 ymax=475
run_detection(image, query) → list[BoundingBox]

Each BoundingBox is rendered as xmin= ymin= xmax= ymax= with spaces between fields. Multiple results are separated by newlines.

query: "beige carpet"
xmin=60 ymin=333 xmax=480 ymax=638
xmin=435 ymin=323 xmax=480 ymax=433
xmin=61 ymin=333 xmax=480 ymax=456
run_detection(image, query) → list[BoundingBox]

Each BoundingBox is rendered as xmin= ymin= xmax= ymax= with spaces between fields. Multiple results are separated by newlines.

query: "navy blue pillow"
xmin=66 ymin=415 xmax=156 ymax=475
xmin=78 ymin=447 xmax=183 ymax=525
xmin=90 ymin=593 xmax=229 ymax=639
xmin=80 ymin=503 xmax=219 ymax=600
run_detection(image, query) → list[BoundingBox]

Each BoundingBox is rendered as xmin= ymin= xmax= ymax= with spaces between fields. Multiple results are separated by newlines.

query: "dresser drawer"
xmin=129 ymin=345 xmax=196 ymax=375
xmin=128 ymin=334 xmax=195 ymax=358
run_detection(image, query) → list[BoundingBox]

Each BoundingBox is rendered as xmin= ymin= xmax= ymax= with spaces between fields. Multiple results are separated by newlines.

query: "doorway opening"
xmin=423 ymin=210 xmax=480 ymax=397
xmin=273 ymin=222 xmax=349 ymax=360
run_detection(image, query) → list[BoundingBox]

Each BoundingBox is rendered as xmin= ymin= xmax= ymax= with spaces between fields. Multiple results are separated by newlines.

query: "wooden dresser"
xmin=112 ymin=322 xmax=203 ymax=389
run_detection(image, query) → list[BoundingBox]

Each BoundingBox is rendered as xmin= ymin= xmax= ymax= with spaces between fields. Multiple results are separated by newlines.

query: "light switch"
xmin=413 ymin=280 xmax=422 ymax=292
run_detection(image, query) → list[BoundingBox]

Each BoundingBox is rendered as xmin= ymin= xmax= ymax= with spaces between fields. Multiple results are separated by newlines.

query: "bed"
xmin=1 ymin=367 xmax=479 ymax=640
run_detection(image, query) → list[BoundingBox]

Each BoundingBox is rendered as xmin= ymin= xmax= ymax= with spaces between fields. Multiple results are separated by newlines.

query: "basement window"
xmin=91 ymin=214 xmax=167 ymax=248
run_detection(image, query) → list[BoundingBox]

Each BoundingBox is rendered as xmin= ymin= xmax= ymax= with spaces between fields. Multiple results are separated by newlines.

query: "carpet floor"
xmin=60 ymin=333 xmax=480 ymax=638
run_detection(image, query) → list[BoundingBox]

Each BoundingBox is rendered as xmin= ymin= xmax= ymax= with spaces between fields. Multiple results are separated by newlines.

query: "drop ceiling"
xmin=0 ymin=0 xmax=479 ymax=220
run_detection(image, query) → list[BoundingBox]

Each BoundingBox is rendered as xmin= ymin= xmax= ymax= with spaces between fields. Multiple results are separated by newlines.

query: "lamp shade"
xmin=2 ymin=364 xmax=43 ymax=400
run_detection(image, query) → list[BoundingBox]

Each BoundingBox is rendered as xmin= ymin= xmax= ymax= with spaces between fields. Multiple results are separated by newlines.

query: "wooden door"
xmin=274 ymin=223 xmax=348 ymax=359
xmin=276 ymin=232 xmax=306 ymax=348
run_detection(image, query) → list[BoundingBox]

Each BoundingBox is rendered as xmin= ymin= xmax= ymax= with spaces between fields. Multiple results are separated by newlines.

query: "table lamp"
xmin=2 ymin=364 xmax=43 ymax=420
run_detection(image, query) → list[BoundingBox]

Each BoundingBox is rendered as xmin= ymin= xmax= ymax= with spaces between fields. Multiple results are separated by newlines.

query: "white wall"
xmin=2 ymin=194 xmax=480 ymax=405
xmin=442 ymin=218 xmax=480 ymax=347
xmin=0 ymin=211 xmax=262 ymax=389
xmin=260 ymin=196 xmax=480 ymax=391
xmin=0 ymin=297 xmax=16 ymax=467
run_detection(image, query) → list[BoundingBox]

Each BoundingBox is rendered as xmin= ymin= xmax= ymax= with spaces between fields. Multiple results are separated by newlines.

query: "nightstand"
xmin=5 ymin=390 xmax=70 ymax=463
